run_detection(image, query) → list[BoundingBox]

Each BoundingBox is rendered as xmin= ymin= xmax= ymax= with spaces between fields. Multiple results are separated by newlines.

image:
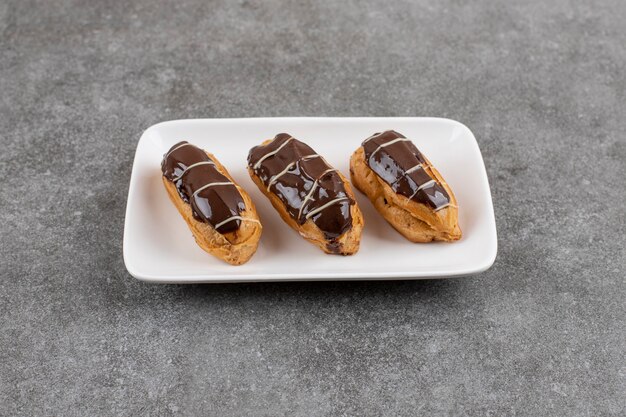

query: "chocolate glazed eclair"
xmin=161 ymin=141 xmax=262 ymax=265
xmin=247 ymin=133 xmax=363 ymax=255
xmin=350 ymin=130 xmax=461 ymax=242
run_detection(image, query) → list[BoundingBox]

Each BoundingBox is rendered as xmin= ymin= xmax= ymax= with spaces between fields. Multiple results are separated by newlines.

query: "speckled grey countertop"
xmin=1 ymin=1 xmax=624 ymax=415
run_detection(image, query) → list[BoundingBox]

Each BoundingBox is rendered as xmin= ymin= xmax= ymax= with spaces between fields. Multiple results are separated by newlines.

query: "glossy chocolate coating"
xmin=248 ymin=133 xmax=354 ymax=243
xmin=362 ymin=130 xmax=450 ymax=210
xmin=161 ymin=141 xmax=245 ymax=233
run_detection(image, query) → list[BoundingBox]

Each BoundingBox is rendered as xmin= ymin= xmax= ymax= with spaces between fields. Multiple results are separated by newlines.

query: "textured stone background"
xmin=1 ymin=0 xmax=624 ymax=415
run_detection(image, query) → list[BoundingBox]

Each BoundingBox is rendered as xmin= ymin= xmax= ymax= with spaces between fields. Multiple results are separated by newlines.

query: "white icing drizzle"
xmin=305 ymin=196 xmax=350 ymax=219
xmin=165 ymin=142 xmax=192 ymax=158
xmin=366 ymin=134 xmax=451 ymax=212
xmin=173 ymin=161 xmax=216 ymax=181
xmin=252 ymin=136 xmax=293 ymax=170
xmin=300 ymin=154 xmax=330 ymax=172
xmin=192 ymin=181 xmax=234 ymax=198
xmin=297 ymin=168 xmax=337 ymax=219
xmin=253 ymin=137 xmax=349 ymax=223
xmin=382 ymin=143 xmax=446 ymax=210
xmin=264 ymin=153 xmax=320 ymax=191
xmin=213 ymin=215 xmax=260 ymax=231
xmin=434 ymin=203 xmax=458 ymax=212
xmin=408 ymin=179 xmax=436 ymax=200
xmin=404 ymin=163 xmax=424 ymax=175
xmin=368 ymin=137 xmax=412 ymax=158
xmin=266 ymin=161 xmax=297 ymax=191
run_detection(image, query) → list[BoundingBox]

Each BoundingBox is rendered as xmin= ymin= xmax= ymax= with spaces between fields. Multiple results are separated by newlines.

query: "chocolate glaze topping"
xmin=248 ymin=133 xmax=354 ymax=243
xmin=161 ymin=141 xmax=246 ymax=233
xmin=362 ymin=130 xmax=451 ymax=211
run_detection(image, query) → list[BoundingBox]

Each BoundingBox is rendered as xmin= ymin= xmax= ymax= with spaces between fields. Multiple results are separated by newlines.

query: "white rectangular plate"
xmin=123 ymin=118 xmax=497 ymax=283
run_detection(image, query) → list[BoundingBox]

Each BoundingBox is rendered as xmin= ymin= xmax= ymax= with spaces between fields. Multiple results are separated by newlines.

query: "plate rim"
xmin=123 ymin=117 xmax=497 ymax=283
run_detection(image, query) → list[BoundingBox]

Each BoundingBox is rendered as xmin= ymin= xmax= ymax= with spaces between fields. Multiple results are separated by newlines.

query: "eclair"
xmin=247 ymin=133 xmax=363 ymax=255
xmin=161 ymin=141 xmax=262 ymax=265
xmin=350 ymin=130 xmax=461 ymax=242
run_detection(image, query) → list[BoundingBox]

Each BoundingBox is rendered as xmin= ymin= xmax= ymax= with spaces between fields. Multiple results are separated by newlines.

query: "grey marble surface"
xmin=1 ymin=0 xmax=625 ymax=415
